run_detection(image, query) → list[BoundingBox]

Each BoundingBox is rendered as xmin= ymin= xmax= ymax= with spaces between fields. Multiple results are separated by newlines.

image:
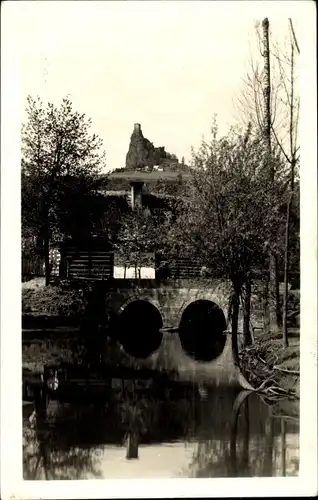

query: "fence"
xmin=64 ymin=247 xmax=114 ymax=281
xmin=155 ymin=256 xmax=204 ymax=279
xmin=22 ymin=256 xmax=45 ymax=277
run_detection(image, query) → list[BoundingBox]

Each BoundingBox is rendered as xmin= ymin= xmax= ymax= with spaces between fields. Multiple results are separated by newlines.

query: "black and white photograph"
xmin=1 ymin=1 xmax=317 ymax=498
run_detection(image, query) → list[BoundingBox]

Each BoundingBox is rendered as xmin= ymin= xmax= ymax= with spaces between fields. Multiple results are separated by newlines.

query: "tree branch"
xmin=271 ymin=125 xmax=291 ymax=164
xmin=289 ymin=18 xmax=300 ymax=54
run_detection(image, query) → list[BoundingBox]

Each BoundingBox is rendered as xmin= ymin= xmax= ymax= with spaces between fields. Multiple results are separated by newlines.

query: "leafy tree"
xmin=21 ymin=96 xmax=107 ymax=284
xmin=114 ymin=211 xmax=154 ymax=277
xmin=166 ymin=121 xmax=287 ymax=346
xmin=148 ymin=175 xmax=187 ymax=198
xmin=114 ymin=207 xmax=172 ymax=277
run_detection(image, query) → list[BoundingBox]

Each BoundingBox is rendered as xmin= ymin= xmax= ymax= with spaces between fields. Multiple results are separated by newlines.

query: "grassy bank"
xmin=22 ymin=279 xmax=88 ymax=317
xmin=239 ymin=332 xmax=300 ymax=399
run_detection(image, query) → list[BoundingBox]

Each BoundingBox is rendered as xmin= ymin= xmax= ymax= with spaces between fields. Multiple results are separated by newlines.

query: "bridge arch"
xmin=178 ymin=292 xmax=229 ymax=325
xmin=178 ymin=299 xmax=227 ymax=362
xmin=117 ymin=295 xmax=163 ymax=319
xmin=116 ymin=298 xmax=163 ymax=359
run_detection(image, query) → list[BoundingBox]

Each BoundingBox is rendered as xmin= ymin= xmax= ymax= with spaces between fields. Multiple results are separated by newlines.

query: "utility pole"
xmin=262 ymin=17 xmax=280 ymax=333
xmin=262 ymin=18 xmax=272 ymax=163
xmin=282 ymin=22 xmax=299 ymax=347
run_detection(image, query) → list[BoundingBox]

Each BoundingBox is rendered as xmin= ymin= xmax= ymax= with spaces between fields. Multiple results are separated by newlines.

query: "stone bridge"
xmin=103 ymin=278 xmax=232 ymax=328
xmin=93 ymin=279 xmax=253 ymax=389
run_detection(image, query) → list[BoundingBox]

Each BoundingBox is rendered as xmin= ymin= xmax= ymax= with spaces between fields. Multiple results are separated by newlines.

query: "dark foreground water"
xmin=22 ymin=378 xmax=299 ymax=480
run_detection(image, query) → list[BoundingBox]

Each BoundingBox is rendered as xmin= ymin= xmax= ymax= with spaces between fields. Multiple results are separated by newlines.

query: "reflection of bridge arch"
xmin=116 ymin=298 xmax=163 ymax=359
xmin=178 ymin=299 xmax=227 ymax=362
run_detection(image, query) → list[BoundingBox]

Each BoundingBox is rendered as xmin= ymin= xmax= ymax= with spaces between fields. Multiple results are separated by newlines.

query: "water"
xmin=23 ymin=381 xmax=299 ymax=480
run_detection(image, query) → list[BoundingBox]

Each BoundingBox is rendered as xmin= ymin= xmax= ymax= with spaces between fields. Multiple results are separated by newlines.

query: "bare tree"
xmin=235 ymin=19 xmax=300 ymax=345
xmin=272 ymin=19 xmax=300 ymax=347
xmin=235 ymin=20 xmax=281 ymax=334
xmin=262 ymin=18 xmax=281 ymax=335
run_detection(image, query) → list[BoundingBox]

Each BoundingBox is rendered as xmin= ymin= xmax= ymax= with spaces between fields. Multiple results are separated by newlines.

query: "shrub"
xmin=22 ymin=283 xmax=89 ymax=317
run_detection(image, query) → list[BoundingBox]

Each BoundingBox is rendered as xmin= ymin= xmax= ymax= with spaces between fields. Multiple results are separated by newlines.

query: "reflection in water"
xmin=125 ymin=432 xmax=139 ymax=459
xmin=120 ymin=395 xmax=148 ymax=459
xmin=189 ymin=390 xmax=299 ymax=478
xmin=23 ymin=383 xmax=299 ymax=480
xmin=281 ymin=419 xmax=286 ymax=476
xmin=23 ymin=401 xmax=104 ymax=479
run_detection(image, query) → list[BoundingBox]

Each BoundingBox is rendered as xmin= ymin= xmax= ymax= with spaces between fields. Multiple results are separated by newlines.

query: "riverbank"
xmin=239 ymin=332 xmax=300 ymax=399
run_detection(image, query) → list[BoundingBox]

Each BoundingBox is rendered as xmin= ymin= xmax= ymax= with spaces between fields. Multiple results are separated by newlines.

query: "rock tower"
xmin=125 ymin=123 xmax=166 ymax=170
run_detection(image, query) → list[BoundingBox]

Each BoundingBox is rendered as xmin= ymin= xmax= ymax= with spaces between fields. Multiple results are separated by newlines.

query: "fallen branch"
xmin=265 ymin=387 xmax=288 ymax=396
xmin=273 ymin=366 xmax=300 ymax=375
xmin=258 ymin=394 xmax=281 ymax=407
xmin=268 ymin=384 xmax=290 ymax=393
xmin=267 ymin=395 xmax=289 ymax=402
xmin=258 ymin=356 xmax=266 ymax=364
xmin=271 ymin=414 xmax=299 ymax=421
xmin=254 ymin=374 xmax=276 ymax=392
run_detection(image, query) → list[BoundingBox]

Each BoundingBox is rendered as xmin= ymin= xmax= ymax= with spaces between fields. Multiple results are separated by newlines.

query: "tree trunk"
xmin=231 ymin=280 xmax=241 ymax=355
xmin=282 ymin=192 xmax=293 ymax=347
xmin=263 ymin=279 xmax=270 ymax=334
xmin=243 ymin=279 xmax=252 ymax=346
xmin=227 ymin=294 xmax=233 ymax=330
xmin=282 ymin=139 xmax=296 ymax=346
xmin=269 ymin=251 xmax=280 ymax=333
xmin=262 ymin=18 xmax=280 ymax=334
xmin=262 ymin=18 xmax=272 ymax=155
xmin=44 ymin=230 xmax=51 ymax=286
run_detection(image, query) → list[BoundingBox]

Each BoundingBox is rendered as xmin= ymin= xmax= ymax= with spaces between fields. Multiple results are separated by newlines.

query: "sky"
xmin=5 ymin=1 xmax=308 ymax=171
